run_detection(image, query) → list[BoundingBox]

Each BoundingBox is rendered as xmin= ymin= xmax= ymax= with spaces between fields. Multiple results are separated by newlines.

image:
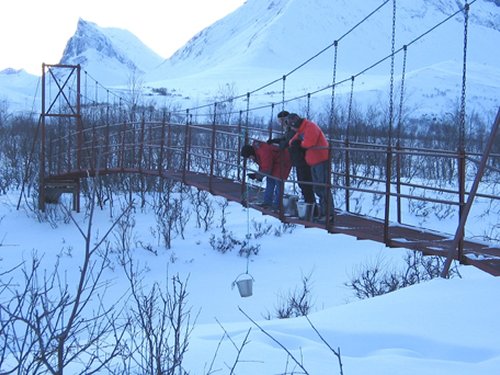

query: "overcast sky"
xmin=0 ymin=0 xmax=245 ymax=75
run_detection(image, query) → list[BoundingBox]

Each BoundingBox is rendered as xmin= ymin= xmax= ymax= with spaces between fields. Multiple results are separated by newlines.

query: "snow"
xmin=1 ymin=0 xmax=499 ymax=119
xmin=1 ymin=188 xmax=499 ymax=374
xmin=0 ymin=1 xmax=499 ymax=369
xmin=141 ymin=0 xmax=500 ymax=120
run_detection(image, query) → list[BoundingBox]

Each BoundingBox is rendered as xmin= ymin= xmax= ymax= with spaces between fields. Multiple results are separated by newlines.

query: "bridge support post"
xmin=38 ymin=63 xmax=82 ymax=212
xmin=441 ymin=108 xmax=500 ymax=277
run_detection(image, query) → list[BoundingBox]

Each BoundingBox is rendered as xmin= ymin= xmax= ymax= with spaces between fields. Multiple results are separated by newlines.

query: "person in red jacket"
xmin=241 ymin=140 xmax=292 ymax=209
xmin=267 ymin=110 xmax=316 ymax=209
xmin=287 ymin=113 xmax=334 ymax=219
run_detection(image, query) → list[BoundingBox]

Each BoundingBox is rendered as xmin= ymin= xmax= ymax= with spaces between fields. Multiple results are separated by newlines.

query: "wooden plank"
xmin=47 ymin=169 xmax=500 ymax=276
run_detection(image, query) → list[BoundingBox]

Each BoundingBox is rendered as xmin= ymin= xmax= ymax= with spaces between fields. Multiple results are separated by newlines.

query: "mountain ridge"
xmin=60 ymin=18 xmax=165 ymax=85
xmin=0 ymin=0 xmax=499 ymax=118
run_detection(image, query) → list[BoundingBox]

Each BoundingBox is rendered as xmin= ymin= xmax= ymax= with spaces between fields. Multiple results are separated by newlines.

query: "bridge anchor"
xmin=42 ymin=178 xmax=80 ymax=212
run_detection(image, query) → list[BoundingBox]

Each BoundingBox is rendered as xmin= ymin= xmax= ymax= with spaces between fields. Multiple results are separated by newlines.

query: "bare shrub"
xmin=209 ymin=199 xmax=260 ymax=257
xmin=270 ymin=273 xmax=314 ymax=319
xmin=0 ymin=196 xmax=131 ymax=374
xmin=273 ymin=222 xmax=297 ymax=237
xmin=121 ymin=253 xmax=196 ymax=375
xmin=346 ymin=251 xmax=461 ymax=300
xmin=251 ymin=219 xmax=273 ymax=239
xmin=190 ymin=189 xmax=214 ymax=232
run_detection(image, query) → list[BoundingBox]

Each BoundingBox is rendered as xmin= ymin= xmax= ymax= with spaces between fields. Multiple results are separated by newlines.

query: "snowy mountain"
xmin=144 ymin=0 xmax=500 ymax=118
xmin=0 ymin=0 xmax=499 ymax=119
xmin=0 ymin=68 xmax=40 ymax=115
xmin=60 ymin=18 xmax=164 ymax=85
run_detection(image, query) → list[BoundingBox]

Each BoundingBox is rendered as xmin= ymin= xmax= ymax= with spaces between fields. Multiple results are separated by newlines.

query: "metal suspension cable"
xmin=384 ymin=0 xmax=397 ymax=244
xmin=17 ymin=114 xmax=42 ymax=211
xmin=347 ymin=76 xmax=355 ymax=140
xmin=72 ymin=0 xmax=477 ymax=124
xmin=459 ymin=2 xmax=470 ymax=152
xmin=328 ymin=41 xmax=339 ymax=137
xmin=171 ymin=0 xmax=391 ymax=114
xmin=28 ymin=77 xmax=42 ymax=117
xmin=388 ymin=0 xmax=397 ymax=144
xmin=246 ymin=0 xmax=476 ymax=118
xmin=60 ymin=0 xmax=392 ymax=119
xmin=397 ymin=45 xmax=408 ymax=140
xmin=307 ymin=0 xmax=477 ymax=100
xmin=285 ymin=0 xmax=390 ymax=78
xmin=281 ymin=75 xmax=286 ymax=110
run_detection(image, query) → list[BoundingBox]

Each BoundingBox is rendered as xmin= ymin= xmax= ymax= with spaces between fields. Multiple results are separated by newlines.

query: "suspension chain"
xmin=388 ymin=0 xmax=397 ymax=144
xmin=397 ymin=45 xmax=408 ymax=141
xmin=459 ymin=2 xmax=469 ymax=151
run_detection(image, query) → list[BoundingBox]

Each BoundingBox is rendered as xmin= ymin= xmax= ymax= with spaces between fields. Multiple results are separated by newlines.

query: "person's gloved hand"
xmin=247 ymin=173 xmax=263 ymax=181
xmin=268 ymin=137 xmax=283 ymax=145
xmin=291 ymin=139 xmax=302 ymax=148
xmin=279 ymin=139 xmax=288 ymax=149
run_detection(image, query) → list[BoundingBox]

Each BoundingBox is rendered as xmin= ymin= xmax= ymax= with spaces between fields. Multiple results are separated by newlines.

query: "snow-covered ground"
xmin=0 ymin=188 xmax=498 ymax=374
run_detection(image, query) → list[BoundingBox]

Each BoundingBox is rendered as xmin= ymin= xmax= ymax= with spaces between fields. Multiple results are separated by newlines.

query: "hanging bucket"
xmin=232 ymin=273 xmax=254 ymax=298
xmin=297 ymin=202 xmax=315 ymax=221
xmin=283 ymin=195 xmax=299 ymax=217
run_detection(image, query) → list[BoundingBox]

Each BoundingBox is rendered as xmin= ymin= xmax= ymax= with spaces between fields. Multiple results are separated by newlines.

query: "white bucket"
xmin=297 ymin=202 xmax=315 ymax=221
xmin=233 ymin=273 xmax=254 ymax=297
xmin=283 ymin=195 xmax=299 ymax=217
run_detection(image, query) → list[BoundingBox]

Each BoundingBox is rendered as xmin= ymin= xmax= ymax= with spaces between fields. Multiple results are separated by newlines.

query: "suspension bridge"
xmin=25 ymin=1 xmax=499 ymax=278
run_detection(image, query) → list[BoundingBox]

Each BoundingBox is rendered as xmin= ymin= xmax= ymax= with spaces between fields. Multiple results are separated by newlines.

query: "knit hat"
xmin=241 ymin=144 xmax=256 ymax=158
xmin=287 ymin=113 xmax=302 ymax=129
xmin=277 ymin=110 xmax=289 ymax=119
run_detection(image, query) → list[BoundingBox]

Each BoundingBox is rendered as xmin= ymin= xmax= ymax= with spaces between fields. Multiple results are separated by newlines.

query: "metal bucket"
xmin=283 ymin=195 xmax=299 ymax=217
xmin=297 ymin=202 xmax=315 ymax=221
xmin=233 ymin=273 xmax=254 ymax=297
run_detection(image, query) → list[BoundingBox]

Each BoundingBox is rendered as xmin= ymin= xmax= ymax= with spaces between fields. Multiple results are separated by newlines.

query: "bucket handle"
xmin=231 ymin=272 xmax=254 ymax=289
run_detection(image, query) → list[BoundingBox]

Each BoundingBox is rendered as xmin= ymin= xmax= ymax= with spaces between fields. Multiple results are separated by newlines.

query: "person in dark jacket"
xmin=241 ymin=140 xmax=292 ymax=209
xmin=287 ymin=113 xmax=334 ymax=219
xmin=268 ymin=110 xmax=316 ymax=208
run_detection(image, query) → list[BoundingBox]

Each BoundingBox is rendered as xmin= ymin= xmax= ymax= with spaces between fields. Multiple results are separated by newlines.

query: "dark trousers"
xmin=311 ymin=160 xmax=334 ymax=217
xmin=295 ymin=163 xmax=315 ymax=204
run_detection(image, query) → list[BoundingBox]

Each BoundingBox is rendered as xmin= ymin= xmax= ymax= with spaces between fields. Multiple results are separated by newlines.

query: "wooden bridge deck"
xmin=47 ymin=169 xmax=500 ymax=276
xmin=179 ymin=171 xmax=500 ymax=277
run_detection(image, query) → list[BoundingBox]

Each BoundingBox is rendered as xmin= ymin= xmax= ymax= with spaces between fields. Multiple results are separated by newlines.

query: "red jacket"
xmin=289 ymin=119 xmax=329 ymax=166
xmin=253 ymin=140 xmax=292 ymax=179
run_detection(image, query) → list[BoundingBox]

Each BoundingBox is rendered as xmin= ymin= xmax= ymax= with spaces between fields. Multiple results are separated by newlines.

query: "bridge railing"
xmin=43 ymin=115 xmax=499 ymax=246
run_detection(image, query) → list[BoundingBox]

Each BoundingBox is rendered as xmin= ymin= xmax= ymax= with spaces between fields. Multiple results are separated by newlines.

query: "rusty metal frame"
xmin=39 ymin=64 xmax=82 ymax=211
xmin=441 ymin=107 xmax=500 ymax=277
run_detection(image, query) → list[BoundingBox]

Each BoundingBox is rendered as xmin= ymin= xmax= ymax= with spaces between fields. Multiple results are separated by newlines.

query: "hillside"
xmin=0 ymin=0 xmax=499 ymax=119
